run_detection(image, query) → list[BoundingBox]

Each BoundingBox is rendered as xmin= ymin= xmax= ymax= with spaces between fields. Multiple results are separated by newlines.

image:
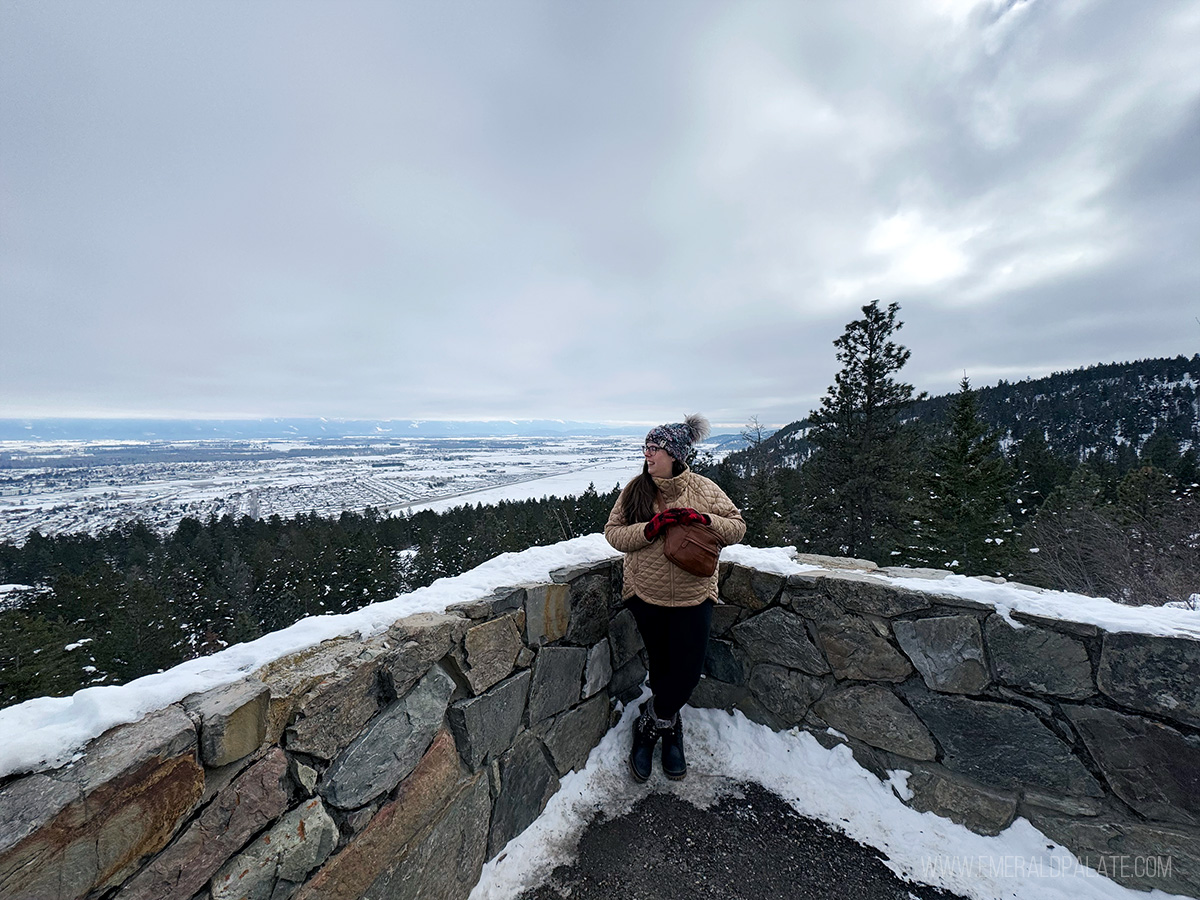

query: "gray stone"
xmin=210 ymin=798 xmax=337 ymax=900
xmin=732 ymin=607 xmax=830 ymax=675
xmin=812 ymin=684 xmax=936 ymax=760
xmin=184 ymin=678 xmax=270 ymax=768
xmin=446 ymin=670 xmax=531 ymax=770
xmin=816 ymin=571 xmax=931 ymax=617
xmin=1027 ymin=811 xmax=1199 ymax=896
xmin=720 ymin=564 xmax=784 ymax=610
xmin=607 ymin=607 xmax=644 ymax=669
xmin=116 ymin=750 xmax=290 ymax=900
xmin=703 ymin=639 xmax=745 ymax=684
xmin=690 ymin=675 xmax=747 ymax=712
xmin=610 ymin=657 xmax=648 ymax=703
xmin=893 ymin=615 xmax=989 ymax=695
xmin=564 ymin=572 xmax=611 ymax=646
xmin=536 ymin=693 xmax=611 ymax=775
xmin=747 ymin=664 xmax=826 ymax=725
xmin=381 ymin=612 xmax=467 ymax=699
xmin=709 ymin=603 xmax=743 ymax=636
xmin=1019 ymin=789 xmax=1105 ymax=817
xmin=293 ymin=730 xmax=468 ymax=900
xmin=1062 ymin=704 xmax=1200 ymax=827
xmin=583 ymin=639 xmax=612 ymax=699
xmin=794 ymin=553 xmax=877 ymax=570
xmin=903 ymin=687 xmax=1104 ymax=799
xmin=815 ymin=616 xmax=913 ymax=682
xmin=1011 ymin=610 xmax=1099 ymax=637
xmin=321 ymin=665 xmax=454 ymax=809
xmin=787 ymin=588 xmax=845 ymax=623
xmin=461 ymin=614 xmax=523 ymax=694
xmin=1097 ymin=631 xmax=1200 ymax=728
xmin=488 ymin=733 xmax=561 ymax=859
xmin=285 ymin=655 xmax=387 ymax=761
xmin=0 ymin=706 xmax=205 ymax=900
xmin=290 ymin=758 xmax=318 ymax=796
xmin=550 ymin=560 xmax=614 ymax=584
xmin=524 ymin=583 xmax=571 ymax=646
xmin=359 ymin=773 xmax=491 ymax=900
xmin=984 ymin=615 xmax=1094 ymax=699
xmin=527 ymin=645 xmax=588 ymax=724
xmin=877 ymin=566 xmax=952 ymax=580
xmin=902 ymin=763 xmax=1018 ymax=835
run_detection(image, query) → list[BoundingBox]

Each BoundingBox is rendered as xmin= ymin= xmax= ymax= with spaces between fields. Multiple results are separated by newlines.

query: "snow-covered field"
xmin=0 ymin=436 xmax=647 ymax=542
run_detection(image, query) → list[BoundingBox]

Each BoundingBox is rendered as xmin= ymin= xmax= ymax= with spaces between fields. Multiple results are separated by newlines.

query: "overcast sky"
xmin=2 ymin=0 xmax=1197 ymax=426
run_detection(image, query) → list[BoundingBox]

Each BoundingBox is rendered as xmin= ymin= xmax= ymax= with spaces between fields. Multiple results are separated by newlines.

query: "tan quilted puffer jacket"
xmin=604 ymin=467 xmax=746 ymax=607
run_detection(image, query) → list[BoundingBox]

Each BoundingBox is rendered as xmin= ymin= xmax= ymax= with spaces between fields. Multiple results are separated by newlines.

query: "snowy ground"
xmin=471 ymin=696 xmax=1190 ymax=900
xmin=0 ymin=435 xmax=644 ymax=542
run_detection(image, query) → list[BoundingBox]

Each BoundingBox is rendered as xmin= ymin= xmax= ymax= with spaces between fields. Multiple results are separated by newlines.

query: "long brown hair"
xmin=621 ymin=459 xmax=686 ymax=523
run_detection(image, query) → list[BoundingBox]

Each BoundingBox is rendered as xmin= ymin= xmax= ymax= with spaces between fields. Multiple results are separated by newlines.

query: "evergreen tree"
xmin=797 ymin=300 xmax=922 ymax=561
xmin=910 ymin=378 xmax=1015 ymax=575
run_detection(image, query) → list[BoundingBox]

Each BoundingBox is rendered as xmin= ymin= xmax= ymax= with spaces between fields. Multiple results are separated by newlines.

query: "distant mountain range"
xmin=742 ymin=354 xmax=1199 ymax=465
xmin=0 ymin=418 xmax=650 ymax=441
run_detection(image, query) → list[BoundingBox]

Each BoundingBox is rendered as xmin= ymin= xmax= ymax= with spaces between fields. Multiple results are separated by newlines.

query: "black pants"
xmin=628 ymin=596 xmax=714 ymax=720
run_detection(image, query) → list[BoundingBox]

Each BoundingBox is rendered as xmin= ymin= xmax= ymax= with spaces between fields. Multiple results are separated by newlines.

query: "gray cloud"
xmin=2 ymin=0 xmax=1197 ymax=426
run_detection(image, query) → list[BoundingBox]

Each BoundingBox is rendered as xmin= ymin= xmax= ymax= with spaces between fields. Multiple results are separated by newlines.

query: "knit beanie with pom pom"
xmin=645 ymin=414 xmax=711 ymax=463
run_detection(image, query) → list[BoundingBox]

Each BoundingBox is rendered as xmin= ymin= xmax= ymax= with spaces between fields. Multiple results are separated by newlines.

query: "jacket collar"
xmin=652 ymin=466 xmax=692 ymax=504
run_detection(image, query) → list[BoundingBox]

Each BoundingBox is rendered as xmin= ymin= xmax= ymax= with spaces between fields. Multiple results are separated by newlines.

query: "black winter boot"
xmin=628 ymin=701 xmax=659 ymax=783
xmin=659 ymin=713 xmax=686 ymax=780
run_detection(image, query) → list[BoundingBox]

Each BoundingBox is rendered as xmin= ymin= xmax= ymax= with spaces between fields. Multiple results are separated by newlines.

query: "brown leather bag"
xmin=663 ymin=521 xmax=724 ymax=577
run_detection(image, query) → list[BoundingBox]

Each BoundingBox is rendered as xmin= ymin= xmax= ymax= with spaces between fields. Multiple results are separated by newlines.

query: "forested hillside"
xmin=744 ymin=354 xmax=1199 ymax=468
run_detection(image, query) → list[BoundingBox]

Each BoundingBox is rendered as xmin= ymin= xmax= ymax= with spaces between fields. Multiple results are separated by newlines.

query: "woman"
xmin=604 ymin=414 xmax=746 ymax=782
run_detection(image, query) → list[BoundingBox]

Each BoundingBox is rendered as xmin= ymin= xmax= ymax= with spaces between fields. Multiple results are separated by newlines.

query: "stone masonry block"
xmin=720 ymin=564 xmax=785 ymax=611
xmin=292 ymin=730 xmax=467 ymax=900
xmin=902 ymin=686 xmax=1103 ymax=799
xmin=607 ymin=607 xmax=643 ymax=669
xmin=1097 ymin=631 xmax=1200 ymax=729
xmin=462 ymin=614 xmax=523 ymax=695
xmin=488 ymin=732 xmax=560 ymax=859
xmin=528 ymin=645 xmax=588 ymax=725
xmin=732 ymin=607 xmax=829 ymax=675
xmin=447 ymin=670 xmax=531 ymax=770
xmin=893 ymin=615 xmax=989 ymax=695
xmin=983 ymin=614 xmax=1094 ymax=699
xmin=525 ymin=583 xmax=571 ymax=646
xmin=184 ymin=678 xmax=270 ymax=768
xmin=115 ymin=749 xmax=289 ymax=900
xmin=321 ymin=665 xmax=455 ymax=810
xmin=813 ymin=684 xmax=936 ymax=760
xmin=0 ymin=706 xmax=204 ymax=900
xmin=563 ymin=572 xmax=612 ymax=646
xmin=815 ymin=571 xmax=931 ymax=617
xmin=1062 ymin=704 xmax=1200 ymax=827
xmin=583 ymin=639 xmax=612 ymax=699
xmin=816 ymin=615 xmax=913 ymax=682
xmin=210 ymin=798 xmax=337 ymax=900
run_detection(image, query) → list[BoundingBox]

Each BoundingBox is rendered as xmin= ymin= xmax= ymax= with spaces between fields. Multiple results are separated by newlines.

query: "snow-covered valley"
xmin=0 ymin=435 xmax=646 ymax=542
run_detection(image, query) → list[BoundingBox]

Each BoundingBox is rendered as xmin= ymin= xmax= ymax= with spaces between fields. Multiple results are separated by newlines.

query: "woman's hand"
xmin=644 ymin=509 xmax=681 ymax=540
xmin=667 ymin=507 xmax=711 ymax=526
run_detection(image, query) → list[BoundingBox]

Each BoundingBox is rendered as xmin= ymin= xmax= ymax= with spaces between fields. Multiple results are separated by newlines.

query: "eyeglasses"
xmin=643 ymin=444 xmax=666 ymax=455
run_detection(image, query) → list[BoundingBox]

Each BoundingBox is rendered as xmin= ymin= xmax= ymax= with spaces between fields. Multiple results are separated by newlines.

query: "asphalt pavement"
xmin=518 ymin=781 xmax=972 ymax=900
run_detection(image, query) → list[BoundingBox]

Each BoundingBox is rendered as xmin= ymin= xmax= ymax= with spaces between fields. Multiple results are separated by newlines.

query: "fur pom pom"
xmin=684 ymin=414 xmax=711 ymax=443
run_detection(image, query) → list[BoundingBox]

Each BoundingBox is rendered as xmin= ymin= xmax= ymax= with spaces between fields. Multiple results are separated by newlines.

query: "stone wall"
xmin=697 ymin=555 xmax=1200 ymax=897
xmin=0 ymin=561 xmax=628 ymax=900
xmin=1 ymin=551 xmax=1197 ymax=899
